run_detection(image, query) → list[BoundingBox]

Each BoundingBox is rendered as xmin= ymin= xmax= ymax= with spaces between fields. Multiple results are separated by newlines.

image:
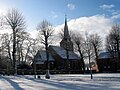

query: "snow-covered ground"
xmin=0 ymin=73 xmax=120 ymax=90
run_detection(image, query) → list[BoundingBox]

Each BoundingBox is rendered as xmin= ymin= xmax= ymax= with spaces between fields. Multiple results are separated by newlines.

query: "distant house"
xmin=34 ymin=17 xmax=84 ymax=73
xmin=97 ymin=51 xmax=118 ymax=73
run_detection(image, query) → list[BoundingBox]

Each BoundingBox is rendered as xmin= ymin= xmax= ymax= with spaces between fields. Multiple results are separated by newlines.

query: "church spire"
xmin=64 ymin=15 xmax=70 ymax=40
xmin=60 ymin=15 xmax=73 ymax=51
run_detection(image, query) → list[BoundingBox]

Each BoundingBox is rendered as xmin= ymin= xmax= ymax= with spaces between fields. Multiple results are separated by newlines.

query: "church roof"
xmin=49 ymin=45 xmax=80 ymax=60
xmin=98 ymin=52 xmax=111 ymax=59
xmin=98 ymin=51 xmax=118 ymax=59
xmin=35 ymin=50 xmax=55 ymax=64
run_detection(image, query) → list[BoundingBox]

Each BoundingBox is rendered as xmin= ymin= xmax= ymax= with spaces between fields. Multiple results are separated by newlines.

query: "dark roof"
xmin=98 ymin=52 xmax=111 ymax=59
xmin=98 ymin=51 xmax=119 ymax=59
xmin=35 ymin=50 xmax=55 ymax=64
xmin=49 ymin=45 xmax=80 ymax=60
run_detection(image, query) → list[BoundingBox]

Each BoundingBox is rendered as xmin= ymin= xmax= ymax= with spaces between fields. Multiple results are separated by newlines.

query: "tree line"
xmin=0 ymin=9 xmax=120 ymax=74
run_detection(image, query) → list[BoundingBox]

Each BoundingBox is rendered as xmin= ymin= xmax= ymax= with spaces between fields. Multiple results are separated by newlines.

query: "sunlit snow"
xmin=0 ymin=73 xmax=120 ymax=90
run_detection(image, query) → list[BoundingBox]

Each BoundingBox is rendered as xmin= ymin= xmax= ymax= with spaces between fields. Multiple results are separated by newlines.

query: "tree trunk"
xmin=77 ymin=44 xmax=85 ymax=73
xmin=45 ymin=37 xmax=50 ymax=79
xmin=7 ymin=44 xmax=13 ymax=66
xmin=12 ymin=29 xmax=17 ymax=75
xmin=88 ymin=54 xmax=93 ymax=79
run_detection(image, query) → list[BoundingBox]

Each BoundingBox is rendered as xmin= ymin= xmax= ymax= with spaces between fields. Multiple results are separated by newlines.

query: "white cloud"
xmin=112 ymin=11 xmax=119 ymax=15
xmin=67 ymin=3 xmax=76 ymax=10
xmin=55 ymin=15 xmax=113 ymax=47
xmin=111 ymin=14 xmax=120 ymax=19
xmin=28 ymin=30 xmax=39 ymax=39
xmin=0 ymin=29 xmax=12 ymax=34
xmin=100 ymin=4 xmax=120 ymax=21
xmin=111 ymin=10 xmax=120 ymax=20
xmin=50 ymin=11 xmax=58 ymax=19
xmin=100 ymin=4 xmax=115 ymax=10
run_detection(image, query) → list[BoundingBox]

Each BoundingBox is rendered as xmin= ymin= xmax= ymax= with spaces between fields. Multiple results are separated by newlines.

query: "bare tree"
xmin=71 ymin=32 xmax=85 ymax=73
xmin=0 ymin=15 xmax=4 ymax=29
xmin=84 ymin=33 xmax=94 ymax=79
xmin=16 ymin=30 xmax=28 ymax=64
xmin=16 ymin=31 xmax=32 ymax=64
xmin=15 ymin=30 xmax=39 ymax=66
xmin=37 ymin=20 xmax=54 ymax=79
xmin=106 ymin=35 xmax=115 ymax=57
xmin=5 ymin=8 xmax=26 ymax=75
xmin=58 ymin=29 xmax=64 ymax=39
xmin=106 ymin=24 xmax=120 ymax=57
xmin=105 ymin=24 xmax=120 ymax=70
xmin=89 ymin=34 xmax=102 ymax=63
xmin=29 ymin=38 xmax=39 ymax=58
xmin=28 ymin=38 xmax=39 ymax=78
xmin=111 ymin=24 xmax=120 ymax=53
xmin=24 ymin=37 xmax=33 ymax=63
xmin=1 ymin=33 xmax=12 ymax=64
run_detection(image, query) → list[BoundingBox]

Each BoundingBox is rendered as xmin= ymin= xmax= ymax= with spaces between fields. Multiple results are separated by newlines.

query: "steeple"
xmin=64 ymin=15 xmax=70 ymax=40
xmin=60 ymin=15 xmax=73 ymax=51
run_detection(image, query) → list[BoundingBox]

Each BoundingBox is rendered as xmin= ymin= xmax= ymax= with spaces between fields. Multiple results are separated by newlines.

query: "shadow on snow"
xmin=1 ymin=76 xmax=24 ymax=90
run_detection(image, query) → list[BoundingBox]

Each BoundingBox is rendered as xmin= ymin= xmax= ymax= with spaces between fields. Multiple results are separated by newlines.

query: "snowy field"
xmin=0 ymin=73 xmax=120 ymax=90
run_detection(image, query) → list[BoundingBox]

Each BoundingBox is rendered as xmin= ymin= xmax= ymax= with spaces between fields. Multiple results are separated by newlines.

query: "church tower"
xmin=60 ymin=16 xmax=73 ymax=51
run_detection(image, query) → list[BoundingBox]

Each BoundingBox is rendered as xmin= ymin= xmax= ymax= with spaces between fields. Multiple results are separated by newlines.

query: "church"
xmin=34 ymin=17 xmax=84 ymax=73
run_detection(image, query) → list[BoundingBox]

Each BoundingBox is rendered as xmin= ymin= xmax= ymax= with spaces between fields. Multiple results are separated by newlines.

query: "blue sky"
xmin=0 ymin=0 xmax=120 ymax=33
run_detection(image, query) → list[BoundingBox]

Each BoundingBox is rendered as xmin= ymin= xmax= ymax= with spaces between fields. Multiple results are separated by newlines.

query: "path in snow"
xmin=0 ymin=73 xmax=120 ymax=90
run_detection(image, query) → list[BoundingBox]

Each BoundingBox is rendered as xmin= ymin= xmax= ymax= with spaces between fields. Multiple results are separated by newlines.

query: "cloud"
xmin=100 ymin=4 xmax=115 ymax=10
xmin=111 ymin=10 xmax=120 ymax=20
xmin=50 ymin=11 xmax=58 ymax=19
xmin=111 ymin=14 xmax=120 ymax=20
xmin=67 ymin=3 xmax=76 ymax=10
xmin=55 ymin=15 xmax=113 ymax=47
xmin=112 ymin=11 xmax=119 ymax=15
xmin=0 ymin=28 xmax=12 ymax=34
xmin=28 ymin=30 xmax=39 ymax=39
xmin=99 ymin=4 xmax=120 ymax=22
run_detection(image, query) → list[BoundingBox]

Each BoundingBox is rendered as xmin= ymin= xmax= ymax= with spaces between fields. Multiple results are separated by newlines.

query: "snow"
xmin=0 ymin=73 xmax=120 ymax=90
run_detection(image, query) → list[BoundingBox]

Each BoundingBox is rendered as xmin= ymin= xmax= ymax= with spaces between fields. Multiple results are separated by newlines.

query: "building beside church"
xmin=97 ymin=51 xmax=118 ymax=73
xmin=34 ymin=17 xmax=84 ymax=73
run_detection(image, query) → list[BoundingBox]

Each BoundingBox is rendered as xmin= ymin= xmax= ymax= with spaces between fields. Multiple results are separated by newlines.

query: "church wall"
xmin=48 ymin=47 xmax=65 ymax=69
